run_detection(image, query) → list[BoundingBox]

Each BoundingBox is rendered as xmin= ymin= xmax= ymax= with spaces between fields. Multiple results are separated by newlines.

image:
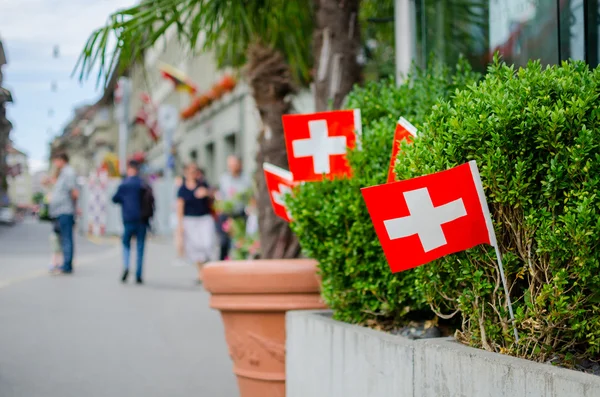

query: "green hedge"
xmin=394 ymin=59 xmax=600 ymax=362
xmin=288 ymin=61 xmax=480 ymax=326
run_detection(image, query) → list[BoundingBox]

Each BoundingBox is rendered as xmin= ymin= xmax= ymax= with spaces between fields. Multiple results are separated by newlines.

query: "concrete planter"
xmin=286 ymin=311 xmax=600 ymax=397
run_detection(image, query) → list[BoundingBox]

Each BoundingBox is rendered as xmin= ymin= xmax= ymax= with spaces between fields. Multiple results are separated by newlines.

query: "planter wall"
xmin=286 ymin=311 xmax=600 ymax=397
xmin=287 ymin=310 xmax=413 ymax=397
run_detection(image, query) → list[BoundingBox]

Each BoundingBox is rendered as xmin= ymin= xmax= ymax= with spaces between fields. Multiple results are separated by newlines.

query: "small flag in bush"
xmin=361 ymin=161 xmax=496 ymax=273
xmin=387 ymin=117 xmax=417 ymax=183
xmin=282 ymin=109 xmax=361 ymax=182
xmin=263 ymin=163 xmax=298 ymax=222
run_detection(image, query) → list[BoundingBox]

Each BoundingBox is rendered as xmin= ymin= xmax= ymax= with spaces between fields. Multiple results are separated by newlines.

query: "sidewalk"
xmin=0 ymin=222 xmax=238 ymax=397
xmin=86 ymin=232 xmax=174 ymax=246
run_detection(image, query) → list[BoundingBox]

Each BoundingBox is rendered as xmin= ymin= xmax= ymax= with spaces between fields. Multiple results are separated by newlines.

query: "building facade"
xmin=124 ymin=27 xmax=260 ymax=184
xmin=50 ymin=99 xmax=118 ymax=177
xmin=125 ymin=26 xmax=315 ymax=185
xmin=6 ymin=144 xmax=31 ymax=207
xmin=0 ymin=38 xmax=13 ymax=207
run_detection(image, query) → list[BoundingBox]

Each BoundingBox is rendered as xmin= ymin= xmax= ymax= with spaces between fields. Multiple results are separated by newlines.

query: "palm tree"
xmin=76 ymin=0 xmax=362 ymax=259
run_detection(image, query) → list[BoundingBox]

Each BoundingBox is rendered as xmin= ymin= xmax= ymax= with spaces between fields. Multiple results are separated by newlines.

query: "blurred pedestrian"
xmin=49 ymin=221 xmax=62 ymax=270
xmin=216 ymin=155 xmax=251 ymax=260
xmin=49 ymin=152 xmax=78 ymax=275
xmin=112 ymin=160 xmax=154 ymax=284
xmin=176 ymin=163 xmax=215 ymax=283
xmin=44 ymin=171 xmax=62 ymax=271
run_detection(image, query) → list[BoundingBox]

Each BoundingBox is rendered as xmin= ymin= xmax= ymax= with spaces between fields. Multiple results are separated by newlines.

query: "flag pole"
xmin=469 ymin=160 xmax=519 ymax=343
xmin=493 ymin=243 xmax=519 ymax=343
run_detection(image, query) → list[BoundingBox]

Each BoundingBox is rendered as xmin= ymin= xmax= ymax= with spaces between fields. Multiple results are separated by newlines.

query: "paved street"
xmin=0 ymin=219 xmax=238 ymax=397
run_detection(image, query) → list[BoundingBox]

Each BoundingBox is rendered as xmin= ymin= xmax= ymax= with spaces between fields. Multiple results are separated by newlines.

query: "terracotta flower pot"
xmin=203 ymin=259 xmax=327 ymax=397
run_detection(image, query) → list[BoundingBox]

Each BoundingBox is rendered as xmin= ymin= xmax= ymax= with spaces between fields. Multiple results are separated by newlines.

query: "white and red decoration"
xmin=263 ymin=163 xmax=298 ymax=222
xmin=134 ymin=93 xmax=159 ymax=142
xmin=361 ymin=161 xmax=495 ymax=273
xmin=87 ymin=170 xmax=109 ymax=237
xmin=387 ymin=117 xmax=417 ymax=183
xmin=282 ymin=109 xmax=361 ymax=182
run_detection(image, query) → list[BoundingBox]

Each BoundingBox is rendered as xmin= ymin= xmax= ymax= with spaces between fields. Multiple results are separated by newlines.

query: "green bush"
xmin=395 ymin=59 xmax=600 ymax=362
xmin=288 ymin=61 xmax=480 ymax=327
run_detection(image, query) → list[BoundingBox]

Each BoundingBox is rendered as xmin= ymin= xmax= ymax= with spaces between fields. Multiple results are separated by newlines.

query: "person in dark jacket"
xmin=112 ymin=160 xmax=148 ymax=284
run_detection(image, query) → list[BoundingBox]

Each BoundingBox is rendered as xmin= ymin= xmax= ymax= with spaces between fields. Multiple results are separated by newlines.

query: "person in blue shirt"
xmin=112 ymin=160 xmax=149 ymax=284
xmin=176 ymin=162 xmax=216 ymax=283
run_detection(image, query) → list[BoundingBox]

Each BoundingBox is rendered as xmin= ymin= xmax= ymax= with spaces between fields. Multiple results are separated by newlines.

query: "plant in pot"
xmin=287 ymin=60 xmax=480 ymax=334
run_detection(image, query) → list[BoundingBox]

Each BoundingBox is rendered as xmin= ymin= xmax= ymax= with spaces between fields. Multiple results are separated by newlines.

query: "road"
xmin=0 ymin=219 xmax=238 ymax=397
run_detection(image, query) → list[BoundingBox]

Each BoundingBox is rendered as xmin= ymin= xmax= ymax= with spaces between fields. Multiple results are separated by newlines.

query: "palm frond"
xmin=75 ymin=0 xmax=314 ymax=87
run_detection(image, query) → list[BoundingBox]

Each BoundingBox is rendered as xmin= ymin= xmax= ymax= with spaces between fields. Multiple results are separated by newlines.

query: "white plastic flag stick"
xmin=493 ymin=244 xmax=519 ymax=343
xmin=469 ymin=161 xmax=519 ymax=343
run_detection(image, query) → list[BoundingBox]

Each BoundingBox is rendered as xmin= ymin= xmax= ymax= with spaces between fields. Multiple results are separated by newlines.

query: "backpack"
xmin=140 ymin=184 xmax=155 ymax=222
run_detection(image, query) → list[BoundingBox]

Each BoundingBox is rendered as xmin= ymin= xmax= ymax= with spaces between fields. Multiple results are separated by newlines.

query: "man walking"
xmin=216 ymin=155 xmax=251 ymax=260
xmin=112 ymin=160 xmax=153 ymax=284
xmin=49 ymin=153 xmax=78 ymax=275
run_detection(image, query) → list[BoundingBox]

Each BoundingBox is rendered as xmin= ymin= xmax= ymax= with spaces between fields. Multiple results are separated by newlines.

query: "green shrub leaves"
xmin=288 ymin=61 xmax=480 ymax=327
xmin=290 ymin=58 xmax=600 ymax=363
xmin=395 ymin=59 xmax=600 ymax=362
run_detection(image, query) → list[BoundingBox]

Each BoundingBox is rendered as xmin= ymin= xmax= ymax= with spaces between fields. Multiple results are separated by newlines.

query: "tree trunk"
xmin=313 ymin=0 xmax=362 ymax=111
xmin=247 ymin=0 xmax=362 ymax=259
xmin=246 ymin=44 xmax=301 ymax=260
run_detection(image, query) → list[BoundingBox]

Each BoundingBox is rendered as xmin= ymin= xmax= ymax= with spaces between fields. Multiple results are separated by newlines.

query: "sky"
xmin=0 ymin=0 xmax=136 ymax=173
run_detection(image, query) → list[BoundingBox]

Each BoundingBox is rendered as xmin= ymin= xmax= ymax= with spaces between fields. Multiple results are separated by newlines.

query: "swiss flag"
xmin=263 ymin=163 xmax=298 ymax=222
xmin=361 ymin=161 xmax=496 ymax=273
xmin=282 ymin=109 xmax=361 ymax=182
xmin=387 ymin=117 xmax=417 ymax=183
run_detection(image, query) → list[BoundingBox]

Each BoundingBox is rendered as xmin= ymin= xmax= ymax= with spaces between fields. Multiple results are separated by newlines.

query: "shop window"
xmin=585 ymin=0 xmax=600 ymax=66
xmin=560 ymin=0 xmax=585 ymax=61
xmin=415 ymin=0 xmax=490 ymax=73
xmin=489 ymin=0 xmax=560 ymax=67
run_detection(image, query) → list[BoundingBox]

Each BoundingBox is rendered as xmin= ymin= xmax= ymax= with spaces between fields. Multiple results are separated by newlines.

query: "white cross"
xmin=384 ymin=187 xmax=467 ymax=252
xmin=292 ymin=119 xmax=347 ymax=174
xmin=272 ymin=184 xmax=293 ymax=218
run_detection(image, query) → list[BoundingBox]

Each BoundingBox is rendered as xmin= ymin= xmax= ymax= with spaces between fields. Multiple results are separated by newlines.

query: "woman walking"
xmin=176 ymin=163 xmax=216 ymax=283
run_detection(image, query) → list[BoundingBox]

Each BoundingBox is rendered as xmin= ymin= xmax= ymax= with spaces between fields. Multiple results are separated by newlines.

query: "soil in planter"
xmin=574 ymin=359 xmax=600 ymax=376
xmin=546 ymin=355 xmax=600 ymax=377
xmin=389 ymin=321 xmax=443 ymax=340
xmin=364 ymin=313 xmax=458 ymax=341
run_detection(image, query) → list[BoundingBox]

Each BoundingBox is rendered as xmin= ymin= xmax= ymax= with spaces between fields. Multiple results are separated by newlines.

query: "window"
xmin=412 ymin=0 xmax=599 ymax=70
xmin=560 ymin=0 xmax=585 ymax=61
xmin=489 ymin=0 xmax=560 ymax=67
xmin=224 ymin=134 xmax=237 ymax=158
xmin=585 ymin=0 xmax=600 ymax=66
xmin=415 ymin=0 xmax=490 ymax=73
xmin=205 ymin=142 xmax=215 ymax=183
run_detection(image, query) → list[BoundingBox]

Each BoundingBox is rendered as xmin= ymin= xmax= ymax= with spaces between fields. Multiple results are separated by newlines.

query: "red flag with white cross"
xmin=263 ymin=163 xmax=298 ymax=222
xmin=387 ymin=117 xmax=417 ymax=183
xmin=361 ymin=161 xmax=496 ymax=273
xmin=282 ymin=109 xmax=361 ymax=182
